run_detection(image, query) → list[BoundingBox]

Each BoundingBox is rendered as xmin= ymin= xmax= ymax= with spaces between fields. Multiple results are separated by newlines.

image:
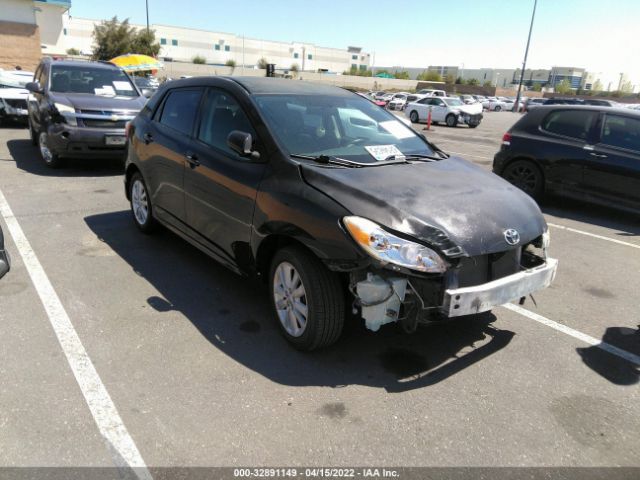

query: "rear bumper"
xmin=442 ymin=257 xmax=558 ymax=317
xmin=46 ymin=123 xmax=127 ymax=159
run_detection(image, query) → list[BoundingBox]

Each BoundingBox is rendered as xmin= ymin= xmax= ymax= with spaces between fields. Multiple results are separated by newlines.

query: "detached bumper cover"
xmin=443 ymin=257 xmax=558 ymax=317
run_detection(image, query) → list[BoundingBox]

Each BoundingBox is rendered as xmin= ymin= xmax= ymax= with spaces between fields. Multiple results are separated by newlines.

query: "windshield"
xmin=50 ymin=65 xmax=138 ymax=97
xmin=254 ymin=93 xmax=435 ymax=164
xmin=445 ymin=99 xmax=463 ymax=106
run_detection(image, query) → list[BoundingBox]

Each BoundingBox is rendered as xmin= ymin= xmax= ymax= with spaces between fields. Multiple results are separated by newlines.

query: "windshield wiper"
xmin=290 ymin=154 xmax=362 ymax=168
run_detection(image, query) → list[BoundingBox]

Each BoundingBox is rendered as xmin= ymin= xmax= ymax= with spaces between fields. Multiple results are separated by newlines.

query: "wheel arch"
xmin=124 ymin=163 xmax=141 ymax=200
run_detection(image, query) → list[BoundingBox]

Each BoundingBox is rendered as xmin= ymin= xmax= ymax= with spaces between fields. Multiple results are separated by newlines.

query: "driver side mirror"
xmin=227 ymin=130 xmax=260 ymax=160
xmin=141 ymin=88 xmax=154 ymax=98
xmin=0 ymin=227 xmax=10 ymax=280
xmin=25 ymin=81 xmax=44 ymax=94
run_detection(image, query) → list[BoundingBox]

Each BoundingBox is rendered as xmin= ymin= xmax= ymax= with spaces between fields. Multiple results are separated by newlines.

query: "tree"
xmin=592 ymin=79 xmax=603 ymax=93
xmin=555 ymin=79 xmax=573 ymax=94
xmin=257 ymin=57 xmax=269 ymax=69
xmin=620 ymin=80 xmax=633 ymax=94
xmin=465 ymin=78 xmax=479 ymax=86
xmin=482 ymin=80 xmax=493 ymax=87
xmin=92 ymin=16 xmax=160 ymax=60
xmin=66 ymin=47 xmax=80 ymax=56
xmin=531 ymin=83 xmax=542 ymax=92
xmin=192 ymin=55 xmax=206 ymax=64
xmin=393 ymin=70 xmax=410 ymax=80
xmin=130 ymin=28 xmax=160 ymax=57
xmin=444 ymin=74 xmax=456 ymax=84
xmin=455 ymin=77 xmax=463 ymax=84
xmin=416 ymin=70 xmax=442 ymax=82
xmin=226 ymin=59 xmax=237 ymax=71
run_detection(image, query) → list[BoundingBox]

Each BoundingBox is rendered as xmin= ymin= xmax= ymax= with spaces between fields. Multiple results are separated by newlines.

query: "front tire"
xmin=269 ymin=246 xmax=345 ymax=351
xmin=446 ymin=114 xmax=458 ymax=127
xmin=38 ymin=131 xmax=62 ymax=168
xmin=502 ymin=159 xmax=545 ymax=200
xmin=494 ymin=105 xmax=502 ymax=112
xmin=409 ymin=110 xmax=419 ymax=123
xmin=129 ymin=172 xmax=157 ymax=233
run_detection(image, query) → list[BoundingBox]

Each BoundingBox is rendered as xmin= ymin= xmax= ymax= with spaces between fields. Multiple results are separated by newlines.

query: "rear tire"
xmin=446 ymin=114 xmax=457 ymax=127
xmin=502 ymin=159 xmax=545 ymax=200
xmin=409 ymin=110 xmax=419 ymax=123
xmin=269 ymin=246 xmax=345 ymax=351
xmin=494 ymin=105 xmax=502 ymax=112
xmin=128 ymin=172 xmax=157 ymax=233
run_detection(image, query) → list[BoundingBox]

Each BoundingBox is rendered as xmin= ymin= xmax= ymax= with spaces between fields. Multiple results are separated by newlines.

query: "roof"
xmin=531 ymin=104 xmax=640 ymax=116
xmin=43 ymin=58 xmax=120 ymax=70
xmin=229 ymin=77 xmax=352 ymax=96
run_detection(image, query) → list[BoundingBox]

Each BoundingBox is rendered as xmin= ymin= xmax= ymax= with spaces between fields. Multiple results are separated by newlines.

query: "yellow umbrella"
xmin=109 ymin=54 xmax=163 ymax=72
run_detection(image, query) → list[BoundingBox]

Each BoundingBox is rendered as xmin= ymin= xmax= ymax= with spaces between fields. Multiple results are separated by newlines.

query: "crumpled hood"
xmin=301 ymin=156 xmax=546 ymax=257
xmin=456 ymin=103 xmax=483 ymax=115
xmin=0 ymin=88 xmax=28 ymax=100
xmin=50 ymin=92 xmax=146 ymax=112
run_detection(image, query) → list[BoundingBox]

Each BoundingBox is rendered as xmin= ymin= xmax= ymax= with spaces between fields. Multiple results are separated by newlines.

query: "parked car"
xmin=373 ymin=91 xmax=387 ymax=101
xmin=0 ymin=69 xmax=33 ymax=89
xmin=0 ymin=87 xmax=29 ymax=125
xmin=386 ymin=92 xmax=410 ymax=110
xmin=494 ymin=105 xmax=640 ymax=213
xmin=459 ymin=94 xmax=477 ymax=105
xmin=26 ymin=58 xmax=148 ymax=168
xmin=524 ymin=97 xmax=546 ymax=112
xmin=124 ymin=77 xmax=555 ymax=350
xmin=406 ymin=96 xmax=483 ymax=127
xmin=483 ymin=97 xmax=510 ymax=112
xmin=417 ymin=89 xmax=446 ymax=97
xmin=542 ymin=97 xmax=584 ymax=106
xmin=583 ymin=99 xmax=617 ymax=107
xmin=132 ymin=76 xmax=158 ymax=97
xmin=0 ymin=225 xmax=9 ymax=280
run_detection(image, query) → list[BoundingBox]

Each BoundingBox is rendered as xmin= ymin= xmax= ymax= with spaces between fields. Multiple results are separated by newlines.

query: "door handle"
xmin=143 ymin=132 xmax=153 ymax=144
xmin=589 ymin=152 xmax=608 ymax=158
xmin=185 ymin=152 xmax=200 ymax=167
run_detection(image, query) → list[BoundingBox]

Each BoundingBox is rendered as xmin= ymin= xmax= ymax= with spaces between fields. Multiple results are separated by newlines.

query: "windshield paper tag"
xmin=379 ymin=120 xmax=414 ymax=139
xmin=365 ymin=144 xmax=404 ymax=162
xmin=113 ymin=81 xmax=133 ymax=91
xmin=94 ymin=85 xmax=116 ymax=96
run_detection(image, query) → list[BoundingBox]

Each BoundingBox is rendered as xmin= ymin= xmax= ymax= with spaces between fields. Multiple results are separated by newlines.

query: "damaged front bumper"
xmin=442 ymin=257 xmax=557 ymax=317
xmin=352 ymin=256 xmax=557 ymax=332
xmin=458 ymin=112 xmax=483 ymax=126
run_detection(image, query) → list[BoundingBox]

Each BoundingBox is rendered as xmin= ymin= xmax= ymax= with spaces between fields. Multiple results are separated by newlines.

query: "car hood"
xmin=455 ymin=104 xmax=483 ymax=115
xmin=49 ymin=92 xmax=146 ymax=112
xmin=0 ymin=88 xmax=28 ymax=100
xmin=301 ymin=156 xmax=546 ymax=257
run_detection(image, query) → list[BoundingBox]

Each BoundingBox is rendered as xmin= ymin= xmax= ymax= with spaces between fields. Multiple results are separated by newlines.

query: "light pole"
xmin=145 ymin=0 xmax=149 ymax=34
xmin=514 ymin=0 xmax=538 ymax=112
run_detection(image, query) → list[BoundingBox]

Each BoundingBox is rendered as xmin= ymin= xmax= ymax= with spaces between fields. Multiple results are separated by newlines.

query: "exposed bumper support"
xmin=442 ymin=257 xmax=558 ymax=317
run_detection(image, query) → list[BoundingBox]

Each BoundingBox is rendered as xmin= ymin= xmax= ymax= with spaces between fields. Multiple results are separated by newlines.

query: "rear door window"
xmin=600 ymin=114 xmax=640 ymax=152
xmin=541 ymin=110 xmax=598 ymax=141
xmin=158 ymin=88 xmax=203 ymax=136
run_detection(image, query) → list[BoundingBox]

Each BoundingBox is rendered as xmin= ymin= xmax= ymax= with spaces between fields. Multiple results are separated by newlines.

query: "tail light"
xmin=502 ymin=132 xmax=512 ymax=146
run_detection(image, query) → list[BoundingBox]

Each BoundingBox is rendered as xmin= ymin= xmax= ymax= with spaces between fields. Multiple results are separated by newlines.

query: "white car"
xmin=405 ymin=96 xmax=483 ymax=128
xmin=0 ymin=70 xmax=33 ymax=125
xmin=483 ymin=97 xmax=511 ymax=112
xmin=386 ymin=92 xmax=411 ymax=110
xmin=416 ymin=88 xmax=446 ymax=97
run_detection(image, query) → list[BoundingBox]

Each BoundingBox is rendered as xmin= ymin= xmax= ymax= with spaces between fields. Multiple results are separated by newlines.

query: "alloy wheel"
xmin=131 ymin=179 xmax=149 ymax=226
xmin=273 ymin=261 xmax=308 ymax=337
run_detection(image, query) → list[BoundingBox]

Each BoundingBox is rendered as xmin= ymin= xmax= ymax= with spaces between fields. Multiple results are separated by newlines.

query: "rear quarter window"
xmin=541 ymin=110 xmax=598 ymax=140
xmin=601 ymin=114 xmax=640 ymax=152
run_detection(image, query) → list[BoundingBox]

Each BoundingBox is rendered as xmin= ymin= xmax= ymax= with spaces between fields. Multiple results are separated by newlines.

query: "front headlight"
xmin=343 ymin=216 xmax=447 ymax=273
xmin=54 ymin=102 xmax=77 ymax=126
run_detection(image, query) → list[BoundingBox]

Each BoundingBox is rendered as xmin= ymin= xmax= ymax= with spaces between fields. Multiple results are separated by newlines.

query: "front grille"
xmin=5 ymin=99 xmax=27 ymax=109
xmin=456 ymin=249 xmax=521 ymax=288
xmin=81 ymin=119 xmax=127 ymax=128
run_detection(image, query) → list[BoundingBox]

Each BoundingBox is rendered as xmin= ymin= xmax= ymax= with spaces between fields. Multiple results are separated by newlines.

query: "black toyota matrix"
xmin=124 ymin=77 xmax=557 ymax=351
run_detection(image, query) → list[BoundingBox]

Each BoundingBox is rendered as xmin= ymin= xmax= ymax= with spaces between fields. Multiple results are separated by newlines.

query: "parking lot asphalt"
xmin=0 ymin=112 xmax=638 ymax=472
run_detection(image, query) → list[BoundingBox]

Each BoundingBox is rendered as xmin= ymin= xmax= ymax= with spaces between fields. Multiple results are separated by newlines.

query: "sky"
xmin=69 ymin=0 xmax=640 ymax=81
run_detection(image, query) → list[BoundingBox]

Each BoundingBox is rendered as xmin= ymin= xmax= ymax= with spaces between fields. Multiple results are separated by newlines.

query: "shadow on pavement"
xmin=6 ymin=139 xmax=124 ymax=177
xmin=85 ymin=210 xmax=515 ymax=393
xmin=577 ymin=326 xmax=640 ymax=386
xmin=541 ymin=196 xmax=640 ymax=238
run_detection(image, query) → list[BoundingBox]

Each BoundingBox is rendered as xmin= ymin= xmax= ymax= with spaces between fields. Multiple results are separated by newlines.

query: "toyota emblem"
xmin=504 ymin=229 xmax=520 ymax=245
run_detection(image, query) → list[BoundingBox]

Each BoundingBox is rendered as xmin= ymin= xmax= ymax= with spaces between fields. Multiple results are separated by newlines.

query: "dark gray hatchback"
xmin=26 ymin=58 xmax=147 ymax=168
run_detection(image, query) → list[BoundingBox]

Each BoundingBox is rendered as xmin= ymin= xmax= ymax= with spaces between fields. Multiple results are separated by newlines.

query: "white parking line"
xmin=0 ymin=188 xmax=152 ymax=480
xmin=503 ymin=303 xmax=640 ymax=366
xmin=548 ymin=222 xmax=640 ymax=250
